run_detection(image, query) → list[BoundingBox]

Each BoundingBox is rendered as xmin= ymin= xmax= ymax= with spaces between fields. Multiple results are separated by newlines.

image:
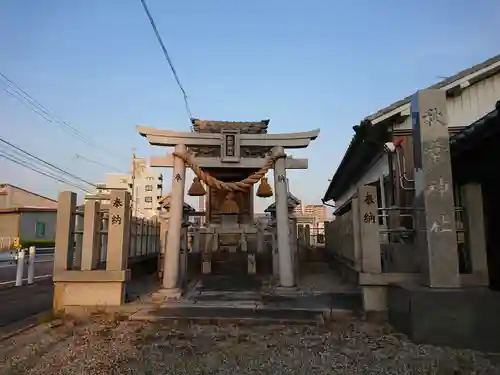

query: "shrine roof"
xmin=158 ymin=194 xmax=195 ymax=212
xmin=264 ymin=192 xmax=301 ymax=212
xmin=191 ymin=118 xmax=269 ymax=134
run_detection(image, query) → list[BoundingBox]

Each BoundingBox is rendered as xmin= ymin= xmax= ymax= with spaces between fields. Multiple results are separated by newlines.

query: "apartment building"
xmin=293 ymin=203 xmax=328 ymax=222
xmin=0 ymin=184 xmax=58 ymax=248
xmin=293 ymin=203 xmax=328 ymax=244
xmin=89 ymin=158 xmax=163 ymax=219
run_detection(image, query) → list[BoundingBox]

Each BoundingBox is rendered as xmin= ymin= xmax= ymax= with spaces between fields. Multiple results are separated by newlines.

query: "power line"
xmin=0 ymin=137 xmax=96 ymax=188
xmin=0 ymin=149 xmax=91 ymax=192
xmin=139 ymin=0 xmax=193 ymax=120
xmin=3 ymin=88 xmax=56 ymax=124
xmin=0 ymin=151 xmax=92 ymax=193
xmin=1 ymin=146 xmax=68 ymax=179
xmin=73 ymin=154 xmax=125 ymax=173
xmin=0 ymin=72 xmax=128 ymax=161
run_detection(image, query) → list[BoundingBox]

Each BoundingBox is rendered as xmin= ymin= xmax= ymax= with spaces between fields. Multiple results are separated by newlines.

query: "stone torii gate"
xmin=137 ymin=119 xmax=319 ymax=294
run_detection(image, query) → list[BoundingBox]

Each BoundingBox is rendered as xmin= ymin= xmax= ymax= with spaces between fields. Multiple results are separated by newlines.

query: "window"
xmin=120 ymin=178 xmax=128 ymax=184
xmin=144 ymin=196 xmax=152 ymax=203
xmin=145 ymin=185 xmax=153 ymax=192
xmin=35 ymin=221 xmax=46 ymax=237
xmin=147 ymin=177 xmax=154 ymax=181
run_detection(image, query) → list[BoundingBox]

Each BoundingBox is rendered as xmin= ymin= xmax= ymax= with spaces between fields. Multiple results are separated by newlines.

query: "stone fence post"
xmin=357 ymin=185 xmax=386 ymax=312
xmin=81 ymin=200 xmax=101 ymax=271
xmin=54 ymin=191 xmax=77 ymax=274
xmin=462 ymin=183 xmax=489 ymax=286
xmin=53 ymin=190 xmax=132 ymax=312
xmin=107 ymin=190 xmax=131 ymax=271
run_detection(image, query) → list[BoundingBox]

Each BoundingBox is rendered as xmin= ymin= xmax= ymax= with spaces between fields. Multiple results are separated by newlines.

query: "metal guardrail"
xmin=0 ymin=246 xmax=54 ymax=288
xmin=0 ymin=247 xmax=54 ymax=263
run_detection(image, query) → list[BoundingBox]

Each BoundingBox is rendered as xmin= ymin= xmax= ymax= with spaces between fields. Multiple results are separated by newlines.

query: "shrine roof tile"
xmin=191 ymin=118 xmax=269 ymax=134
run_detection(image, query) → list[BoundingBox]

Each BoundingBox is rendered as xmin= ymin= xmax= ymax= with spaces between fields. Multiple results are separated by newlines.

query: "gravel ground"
xmin=1 ymin=316 xmax=500 ymax=375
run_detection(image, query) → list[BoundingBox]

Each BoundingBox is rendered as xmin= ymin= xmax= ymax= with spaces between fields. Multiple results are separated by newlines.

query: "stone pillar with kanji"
xmin=357 ymin=185 xmax=385 ymax=312
xmin=412 ymin=89 xmax=460 ymax=288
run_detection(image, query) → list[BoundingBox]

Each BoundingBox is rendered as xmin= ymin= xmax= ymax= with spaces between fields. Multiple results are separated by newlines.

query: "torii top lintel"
xmin=136 ymin=125 xmax=320 ymax=149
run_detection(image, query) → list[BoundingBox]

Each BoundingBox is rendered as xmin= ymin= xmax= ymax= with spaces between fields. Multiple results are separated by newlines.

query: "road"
xmin=0 ymin=280 xmax=53 ymax=330
xmin=0 ymin=257 xmax=54 ymax=330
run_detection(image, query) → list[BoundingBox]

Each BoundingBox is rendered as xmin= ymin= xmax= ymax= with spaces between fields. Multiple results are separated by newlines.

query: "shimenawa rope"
xmin=172 ymin=151 xmax=283 ymax=192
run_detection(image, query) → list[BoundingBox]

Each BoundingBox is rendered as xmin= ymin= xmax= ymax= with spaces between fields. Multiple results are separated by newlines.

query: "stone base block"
xmin=153 ymin=288 xmax=183 ymax=302
xmin=362 ymin=286 xmax=387 ymax=312
xmin=54 ymin=281 xmax=126 ymax=311
xmin=202 ymin=260 xmax=211 ymax=274
xmin=272 ymin=250 xmax=279 ymax=277
xmin=274 ymin=286 xmax=299 ymax=296
xmin=388 ymin=284 xmax=500 ymax=352
xmin=247 ymin=254 xmax=256 ymax=274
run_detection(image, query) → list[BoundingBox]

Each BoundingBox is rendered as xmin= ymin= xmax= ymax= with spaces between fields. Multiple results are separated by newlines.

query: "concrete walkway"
xmin=130 ymin=273 xmax=362 ymax=324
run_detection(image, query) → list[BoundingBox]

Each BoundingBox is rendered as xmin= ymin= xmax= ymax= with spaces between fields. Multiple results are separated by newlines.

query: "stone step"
xmin=301 ymin=261 xmax=331 ymax=273
xmin=130 ymin=306 xmax=327 ymax=325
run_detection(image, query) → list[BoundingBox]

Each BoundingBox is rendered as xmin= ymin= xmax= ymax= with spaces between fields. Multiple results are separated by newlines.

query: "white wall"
xmin=390 ymin=71 xmax=500 ymax=131
xmin=19 ymin=211 xmax=57 ymax=242
xmin=335 ymin=154 xmax=389 ymax=209
xmin=333 ymin=65 xmax=500 ymax=211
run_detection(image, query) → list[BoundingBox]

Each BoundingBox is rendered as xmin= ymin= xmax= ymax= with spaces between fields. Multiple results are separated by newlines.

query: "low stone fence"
xmin=53 ymin=190 xmax=160 ymax=312
xmin=324 ymin=182 xmax=490 ymax=313
xmin=325 ymin=207 xmax=356 ymax=267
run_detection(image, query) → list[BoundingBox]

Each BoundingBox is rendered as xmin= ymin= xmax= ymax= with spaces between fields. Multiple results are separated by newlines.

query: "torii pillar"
xmin=273 ymin=146 xmax=295 ymax=287
xmin=162 ymin=144 xmax=186 ymax=292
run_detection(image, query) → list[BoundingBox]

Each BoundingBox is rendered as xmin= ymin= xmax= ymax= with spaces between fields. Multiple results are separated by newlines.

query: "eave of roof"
xmin=366 ymin=54 xmax=500 ymax=122
xmin=0 ymin=183 xmax=58 ymax=203
xmin=323 ymin=54 xmax=500 ymax=202
xmin=323 ymin=120 xmax=387 ymax=202
xmin=0 ymin=207 xmax=57 ymax=214
xmin=450 ymin=100 xmax=500 ymax=156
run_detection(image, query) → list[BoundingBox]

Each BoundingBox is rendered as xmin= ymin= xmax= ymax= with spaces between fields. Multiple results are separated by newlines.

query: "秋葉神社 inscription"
xmin=422 ymin=107 xmax=445 ymax=127
xmin=423 ymin=139 xmax=447 ymax=165
xmin=411 ymin=89 xmax=460 ymax=288
xmin=430 ymin=214 xmax=452 ymax=233
xmin=426 ymin=177 xmax=450 ymax=197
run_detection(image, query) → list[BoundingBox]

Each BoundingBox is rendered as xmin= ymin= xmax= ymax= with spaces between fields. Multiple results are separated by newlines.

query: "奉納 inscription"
xmin=112 ymin=197 xmax=123 ymax=208
xmin=111 ymin=214 xmax=122 ymax=225
xmin=364 ymin=192 xmax=375 ymax=205
xmin=363 ymin=212 xmax=376 ymax=224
